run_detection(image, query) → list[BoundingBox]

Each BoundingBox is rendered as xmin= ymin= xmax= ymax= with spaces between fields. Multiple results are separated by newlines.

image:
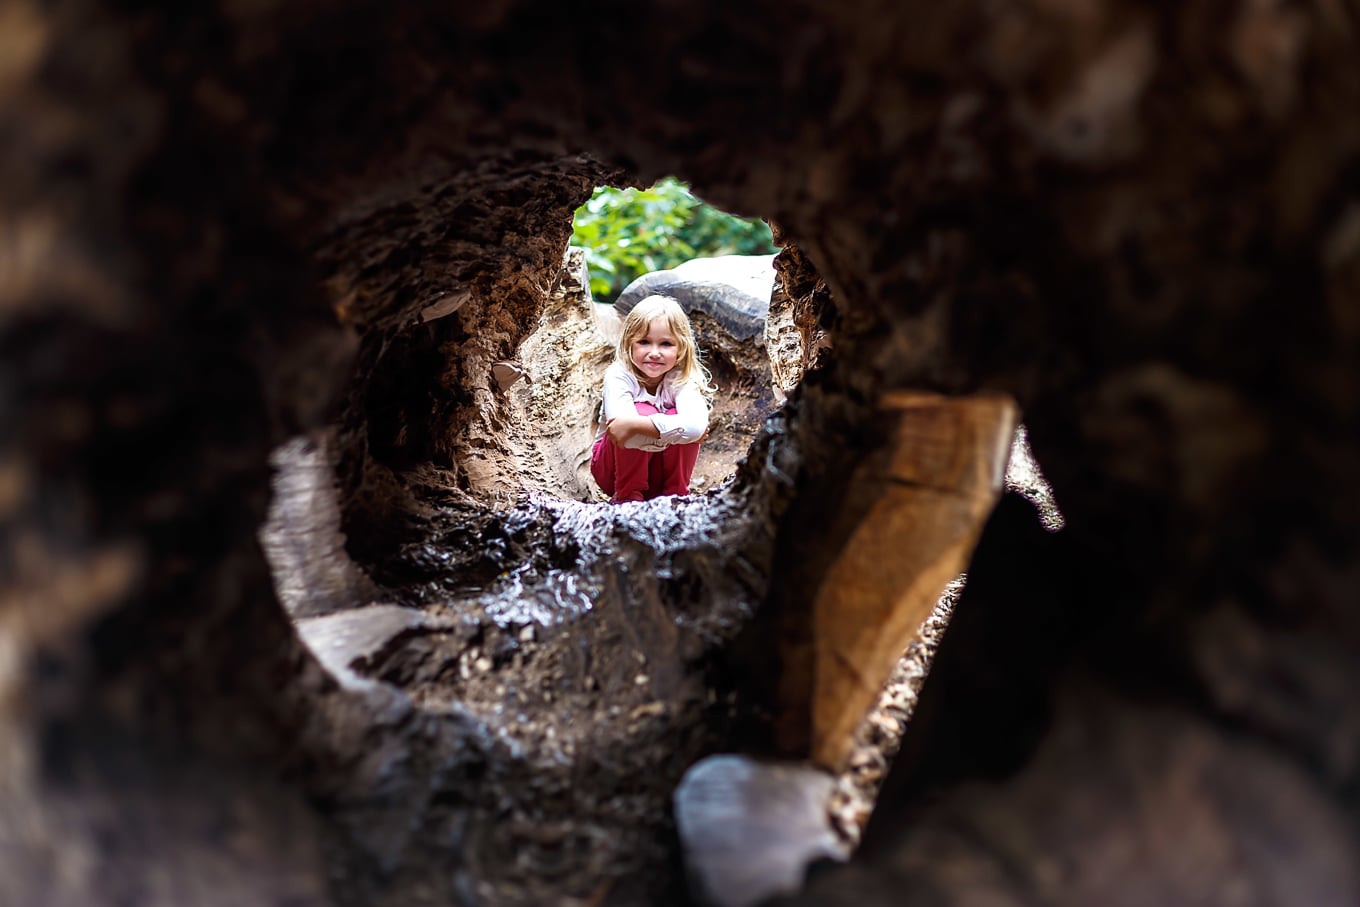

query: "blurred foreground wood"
xmin=809 ymin=392 xmax=1016 ymax=770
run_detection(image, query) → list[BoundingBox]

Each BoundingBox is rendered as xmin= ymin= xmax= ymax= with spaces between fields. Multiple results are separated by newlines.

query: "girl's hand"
xmin=606 ymin=413 xmax=661 ymax=446
xmin=605 ymin=414 xmax=641 ymax=446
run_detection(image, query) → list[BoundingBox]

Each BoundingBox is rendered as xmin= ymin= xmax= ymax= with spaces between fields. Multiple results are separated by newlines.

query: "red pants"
xmin=591 ymin=401 xmax=702 ymax=503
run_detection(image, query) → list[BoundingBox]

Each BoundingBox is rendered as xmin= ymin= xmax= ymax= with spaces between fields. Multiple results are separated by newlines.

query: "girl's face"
xmin=630 ymin=317 xmax=680 ymax=388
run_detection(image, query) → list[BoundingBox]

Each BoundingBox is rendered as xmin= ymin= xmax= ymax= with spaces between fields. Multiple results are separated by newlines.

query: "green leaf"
xmin=570 ymin=175 xmax=777 ymax=303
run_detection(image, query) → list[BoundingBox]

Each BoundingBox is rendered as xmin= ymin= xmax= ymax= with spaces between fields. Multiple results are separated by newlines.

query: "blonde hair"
xmin=616 ymin=295 xmax=714 ymax=396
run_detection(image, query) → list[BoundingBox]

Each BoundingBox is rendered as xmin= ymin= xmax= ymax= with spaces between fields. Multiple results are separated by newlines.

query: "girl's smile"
xmin=630 ymin=317 xmax=680 ymax=389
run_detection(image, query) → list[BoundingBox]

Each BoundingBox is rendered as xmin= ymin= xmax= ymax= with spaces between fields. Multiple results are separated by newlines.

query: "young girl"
xmin=591 ymin=295 xmax=713 ymax=503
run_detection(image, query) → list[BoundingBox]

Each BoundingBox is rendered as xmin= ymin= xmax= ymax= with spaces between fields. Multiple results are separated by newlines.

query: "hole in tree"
xmin=256 ymin=166 xmax=812 ymax=905
xmin=254 ymin=161 xmax=1063 ymax=903
xmin=496 ymin=177 xmax=784 ymax=502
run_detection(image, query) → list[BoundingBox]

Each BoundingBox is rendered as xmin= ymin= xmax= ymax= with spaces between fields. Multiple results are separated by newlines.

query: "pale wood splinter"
xmin=810 ymin=391 xmax=1017 ymax=771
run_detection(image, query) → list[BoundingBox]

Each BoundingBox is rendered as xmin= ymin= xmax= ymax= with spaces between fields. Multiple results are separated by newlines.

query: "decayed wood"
xmin=674 ymin=754 xmax=848 ymax=907
xmin=810 ymin=392 xmax=1016 ymax=771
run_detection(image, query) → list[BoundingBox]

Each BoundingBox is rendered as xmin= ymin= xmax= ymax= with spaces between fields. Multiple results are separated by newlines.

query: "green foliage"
xmin=570 ymin=177 xmax=777 ymax=303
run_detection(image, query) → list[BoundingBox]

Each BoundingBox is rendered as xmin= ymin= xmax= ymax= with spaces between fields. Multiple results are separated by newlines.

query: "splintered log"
xmin=809 ymin=392 xmax=1016 ymax=770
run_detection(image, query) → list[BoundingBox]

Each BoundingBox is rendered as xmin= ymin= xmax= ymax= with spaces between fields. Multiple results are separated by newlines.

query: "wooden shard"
xmin=810 ymin=391 xmax=1017 ymax=770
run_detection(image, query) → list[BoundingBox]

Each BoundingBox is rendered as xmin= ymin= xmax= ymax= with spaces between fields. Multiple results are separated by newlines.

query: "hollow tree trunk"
xmin=3 ymin=1 xmax=1358 ymax=905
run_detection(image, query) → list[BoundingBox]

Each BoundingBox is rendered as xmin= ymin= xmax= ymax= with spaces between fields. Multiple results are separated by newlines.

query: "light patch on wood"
xmin=811 ymin=391 xmax=1017 ymax=770
xmin=326 ymin=275 xmax=361 ymax=324
xmin=1018 ymin=25 xmax=1156 ymax=164
xmin=492 ymin=360 xmax=528 ymax=391
xmin=1231 ymin=0 xmax=1307 ymax=118
xmin=675 ymin=755 xmax=848 ymax=907
xmin=0 ymin=1 xmax=47 ymax=95
xmin=420 ymin=289 xmax=471 ymax=323
xmin=0 ymin=214 xmax=62 ymax=312
xmin=0 ymin=213 xmax=129 ymax=322
xmin=0 ymin=458 xmax=26 ymax=520
xmin=0 ymin=536 xmax=142 ymax=710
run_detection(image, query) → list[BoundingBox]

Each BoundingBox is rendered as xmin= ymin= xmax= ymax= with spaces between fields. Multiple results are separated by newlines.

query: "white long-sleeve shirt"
xmin=596 ymin=361 xmax=709 ymax=452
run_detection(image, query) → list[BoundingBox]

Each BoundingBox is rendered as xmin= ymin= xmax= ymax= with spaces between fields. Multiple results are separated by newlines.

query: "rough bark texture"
xmin=4 ymin=1 xmax=1359 ymax=905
